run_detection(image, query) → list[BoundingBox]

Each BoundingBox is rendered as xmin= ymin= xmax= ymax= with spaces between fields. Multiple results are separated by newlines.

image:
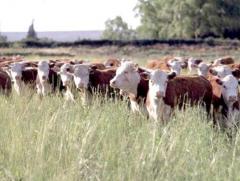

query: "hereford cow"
xmin=58 ymin=63 xmax=76 ymax=102
xmin=143 ymin=70 xmax=212 ymax=122
xmin=212 ymin=56 xmax=235 ymax=66
xmin=110 ymin=61 xmax=149 ymax=114
xmin=0 ymin=70 xmax=12 ymax=96
xmin=209 ymin=75 xmax=239 ymax=128
xmin=188 ymin=58 xmax=203 ymax=74
xmin=36 ymin=60 xmax=64 ymax=96
xmin=167 ymin=59 xmax=182 ymax=75
xmin=197 ymin=62 xmax=212 ymax=77
xmin=72 ymin=64 xmax=117 ymax=105
xmin=104 ymin=58 xmax=121 ymax=68
xmin=6 ymin=62 xmax=37 ymax=95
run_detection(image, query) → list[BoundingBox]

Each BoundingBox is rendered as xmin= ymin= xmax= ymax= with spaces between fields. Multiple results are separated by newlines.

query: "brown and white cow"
xmin=6 ymin=62 xmax=37 ymax=95
xmin=104 ymin=58 xmax=121 ymax=68
xmin=188 ymin=58 xmax=203 ymax=74
xmin=110 ymin=61 xmax=149 ymax=114
xmin=209 ymin=75 xmax=239 ymax=128
xmin=71 ymin=64 xmax=117 ymax=105
xmin=212 ymin=56 xmax=235 ymax=66
xmin=58 ymin=63 xmax=76 ymax=102
xmin=144 ymin=70 xmax=212 ymax=122
xmin=36 ymin=60 xmax=64 ymax=96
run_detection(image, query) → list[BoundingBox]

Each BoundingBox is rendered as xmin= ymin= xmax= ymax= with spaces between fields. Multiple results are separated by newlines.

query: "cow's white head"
xmin=209 ymin=65 xmax=232 ymax=78
xmin=59 ymin=63 xmax=74 ymax=87
xmin=197 ymin=62 xmax=211 ymax=77
xmin=38 ymin=61 xmax=50 ymax=83
xmin=144 ymin=70 xmax=176 ymax=99
xmin=216 ymin=75 xmax=239 ymax=105
xmin=110 ymin=61 xmax=140 ymax=95
xmin=9 ymin=62 xmax=26 ymax=82
xmin=72 ymin=64 xmax=90 ymax=89
xmin=167 ymin=59 xmax=182 ymax=75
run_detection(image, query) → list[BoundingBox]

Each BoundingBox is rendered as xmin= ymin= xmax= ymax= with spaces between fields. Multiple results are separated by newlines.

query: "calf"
xmin=36 ymin=60 xmax=64 ymax=96
xmin=167 ymin=59 xmax=182 ymax=75
xmin=72 ymin=64 xmax=117 ymax=105
xmin=144 ymin=70 xmax=212 ymax=122
xmin=197 ymin=62 xmax=212 ymax=77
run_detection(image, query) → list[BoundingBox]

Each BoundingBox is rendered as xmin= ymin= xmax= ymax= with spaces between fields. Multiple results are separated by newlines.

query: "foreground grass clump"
xmin=0 ymin=93 xmax=240 ymax=181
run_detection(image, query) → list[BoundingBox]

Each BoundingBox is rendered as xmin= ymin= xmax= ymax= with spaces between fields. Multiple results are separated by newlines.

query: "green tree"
xmin=102 ymin=16 xmax=137 ymax=40
xmin=27 ymin=20 xmax=38 ymax=40
xmin=135 ymin=0 xmax=240 ymax=39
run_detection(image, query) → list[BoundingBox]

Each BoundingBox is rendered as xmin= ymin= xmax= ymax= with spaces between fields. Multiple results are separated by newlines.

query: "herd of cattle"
xmin=0 ymin=55 xmax=239 ymax=128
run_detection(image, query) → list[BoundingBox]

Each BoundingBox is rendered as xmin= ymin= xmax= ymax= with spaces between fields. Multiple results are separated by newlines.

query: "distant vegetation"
xmin=135 ymin=0 xmax=240 ymax=39
xmin=102 ymin=16 xmax=137 ymax=40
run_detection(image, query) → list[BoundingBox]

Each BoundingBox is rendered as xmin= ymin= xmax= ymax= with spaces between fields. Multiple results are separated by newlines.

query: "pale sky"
xmin=0 ymin=0 xmax=140 ymax=32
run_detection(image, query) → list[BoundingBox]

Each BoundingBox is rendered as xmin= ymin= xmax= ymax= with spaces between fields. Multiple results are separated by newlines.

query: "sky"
xmin=0 ymin=0 xmax=141 ymax=32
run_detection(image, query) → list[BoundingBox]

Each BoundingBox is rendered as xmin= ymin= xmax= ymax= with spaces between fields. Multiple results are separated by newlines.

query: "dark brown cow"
xmin=72 ymin=64 xmax=119 ymax=105
xmin=0 ymin=70 xmax=12 ymax=96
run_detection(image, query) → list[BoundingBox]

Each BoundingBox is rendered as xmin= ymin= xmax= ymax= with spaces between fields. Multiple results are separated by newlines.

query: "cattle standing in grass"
xmin=58 ymin=63 xmax=76 ymax=102
xmin=212 ymin=57 xmax=235 ymax=66
xmin=72 ymin=64 xmax=117 ymax=105
xmin=209 ymin=75 xmax=239 ymax=128
xmin=188 ymin=58 xmax=203 ymax=74
xmin=36 ymin=61 xmax=64 ymax=96
xmin=0 ymin=70 xmax=12 ymax=96
xmin=197 ymin=62 xmax=212 ymax=77
xmin=6 ymin=62 xmax=37 ymax=95
xmin=110 ymin=61 xmax=149 ymax=114
xmin=144 ymin=70 xmax=212 ymax=122
xmin=104 ymin=58 xmax=121 ymax=68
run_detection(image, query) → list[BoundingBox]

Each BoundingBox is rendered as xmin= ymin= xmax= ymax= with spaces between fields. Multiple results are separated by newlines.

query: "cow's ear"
xmin=216 ymin=78 xmax=223 ymax=85
xmin=49 ymin=62 xmax=55 ymax=68
xmin=140 ymin=72 xmax=150 ymax=80
xmin=232 ymin=69 xmax=240 ymax=79
xmin=209 ymin=68 xmax=217 ymax=76
xmin=90 ymin=65 xmax=98 ymax=70
xmin=168 ymin=72 xmax=176 ymax=80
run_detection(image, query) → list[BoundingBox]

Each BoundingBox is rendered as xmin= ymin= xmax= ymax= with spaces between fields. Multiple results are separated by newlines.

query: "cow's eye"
xmin=223 ymin=85 xmax=227 ymax=89
xmin=124 ymin=71 xmax=128 ymax=74
xmin=66 ymin=68 xmax=70 ymax=72
xmin=150 ymin=80 xmax=154 ymax=84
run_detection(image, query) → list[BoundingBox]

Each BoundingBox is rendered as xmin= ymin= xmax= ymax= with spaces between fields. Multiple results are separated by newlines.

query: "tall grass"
xmin=0 ymin=91 xmax=239 ymax=181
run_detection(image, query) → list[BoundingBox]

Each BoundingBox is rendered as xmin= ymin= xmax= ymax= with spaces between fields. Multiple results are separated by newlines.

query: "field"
xmin=0 ymin=45 xmax=240 ymax=180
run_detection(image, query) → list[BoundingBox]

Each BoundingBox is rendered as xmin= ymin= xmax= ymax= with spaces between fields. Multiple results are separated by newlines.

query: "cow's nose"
xmin=42 ymin=76 xmax=47 ymax=80
xmin=156 ymin=91 xmax=164 ymax=98
xmin=229 ymin=96 xmax=237 ymax=102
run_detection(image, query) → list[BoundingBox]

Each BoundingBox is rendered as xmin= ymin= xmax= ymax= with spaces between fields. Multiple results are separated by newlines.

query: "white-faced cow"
xmin=36 ymin=60 xmax=64 ymax=96
xmin=5 ymin=62 xmax=37 ymax=95
xmin=188 ymin=58 xmax=203 ymax=74
xmin=144 ymin=70 xmax=212 ymax=122
xmin=72 ymin=64 xmax=117 ymax=105
xmin=210 ymin=74 xmax=239 ymax=128
xmin=110 ymin=61 xmax=149 ymax=115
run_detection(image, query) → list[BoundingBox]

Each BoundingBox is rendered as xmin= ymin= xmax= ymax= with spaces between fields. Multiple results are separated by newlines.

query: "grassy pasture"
xmin=0 ymin=45 xmax=240 ymax=180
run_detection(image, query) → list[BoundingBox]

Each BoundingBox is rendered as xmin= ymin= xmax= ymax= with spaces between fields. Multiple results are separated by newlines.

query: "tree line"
xmin=103 ymin=0 xmax=240 ymax=40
